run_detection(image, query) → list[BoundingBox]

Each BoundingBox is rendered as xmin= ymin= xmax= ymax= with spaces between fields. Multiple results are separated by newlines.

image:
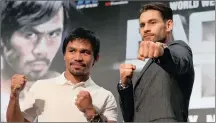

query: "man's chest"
xmin=35 ymin=86 xmax=106 ymax=122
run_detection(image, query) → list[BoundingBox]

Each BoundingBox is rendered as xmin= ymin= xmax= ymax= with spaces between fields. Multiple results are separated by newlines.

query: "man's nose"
xmin=143 ymin=24 xmax=151 ymax=33
xmin=74 ymin=52 xmax=83 ymax=61
xmin=32 ymin=37 xmax=48 ymax=58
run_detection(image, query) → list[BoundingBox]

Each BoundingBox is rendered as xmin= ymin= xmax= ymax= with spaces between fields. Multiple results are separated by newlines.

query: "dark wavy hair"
xmin=0 ymin=1 xmax=76 ymax=49
xmin=139 ymin=2 xmax=173 ymax=21
xmin=62 ymin=27 xmax=100 ymax=60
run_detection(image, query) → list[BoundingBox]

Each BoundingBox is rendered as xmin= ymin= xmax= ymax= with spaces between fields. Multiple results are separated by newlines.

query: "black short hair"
xmin=0 ymin=1 xmax=76 ymax=49
xmin=139 ymin=2 xmax=173 ymax=21
xmin=62 ymin=27 xmax=100 ymax=60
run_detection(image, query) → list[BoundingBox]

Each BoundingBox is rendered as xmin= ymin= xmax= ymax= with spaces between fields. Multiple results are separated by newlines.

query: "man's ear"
xmin=92 ymin=55 xmax=99 ymax=66
xmin=63 ymin=54 xmax=65 ymax=60
xmin=166 ymin=19 xmax=173 ymax=32
xmin=95 ymin=55 xmax=99 ymax=62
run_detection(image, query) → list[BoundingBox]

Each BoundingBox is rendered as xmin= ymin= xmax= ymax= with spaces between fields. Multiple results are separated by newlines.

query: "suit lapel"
xmin=133 ymin=59 xmax=153 ymax=89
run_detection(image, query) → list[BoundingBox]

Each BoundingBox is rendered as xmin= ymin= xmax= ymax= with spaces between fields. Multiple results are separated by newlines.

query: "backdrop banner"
xmin=1 ymin=1 xmax=215 ymax=122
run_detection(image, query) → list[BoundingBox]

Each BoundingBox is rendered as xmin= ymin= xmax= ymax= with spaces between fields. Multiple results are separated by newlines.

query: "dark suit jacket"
xmin=118 ymin=40 xmax=195 ymax=122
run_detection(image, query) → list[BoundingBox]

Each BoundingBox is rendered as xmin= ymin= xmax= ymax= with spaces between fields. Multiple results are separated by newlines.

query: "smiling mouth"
xmin=73 ymin=64 xmax=83 ymax=67
xmin=71 ymin=63 xmax=85 ymax=68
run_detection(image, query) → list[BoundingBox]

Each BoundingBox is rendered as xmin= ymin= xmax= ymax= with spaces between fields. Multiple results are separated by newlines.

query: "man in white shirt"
xmin=6 ymin=27 xmax=118 ymax=122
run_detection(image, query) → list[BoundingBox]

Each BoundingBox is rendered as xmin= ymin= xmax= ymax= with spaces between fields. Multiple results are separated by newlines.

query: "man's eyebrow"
xmin=67 ymin=47 xmax=91 ymax=52
xmin=48 ymin=28 xmax=62 ymax=34
xmin=18 ymin=27 xmax=40 ymax=34
xmin=140 ymin=19 xmax=158 ymax=24
xmin=140 ymin=22 xmax=145 ymax=25
xmin=67 ymin=47 xmax=75 ymax=50
xmin=148 ymin=19 xmax=157 ymax=22
xmin=18 ymin=27 xmax=62 ymax=34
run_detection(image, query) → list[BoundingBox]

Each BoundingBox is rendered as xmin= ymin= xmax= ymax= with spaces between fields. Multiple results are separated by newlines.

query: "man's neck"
xmin=166 ymin=33 xmax=172 ymax=43
xmin=64 ymin=71 xmax=89 ymax=84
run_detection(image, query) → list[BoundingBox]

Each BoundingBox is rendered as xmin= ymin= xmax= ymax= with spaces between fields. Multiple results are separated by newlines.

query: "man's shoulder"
xmin=167 ymin=40 xmax=192 ymax=51
xmin=96 ymin=86 xmax=115 ymax=97
xmin=168 ymin=40 xmax=189 ymax=47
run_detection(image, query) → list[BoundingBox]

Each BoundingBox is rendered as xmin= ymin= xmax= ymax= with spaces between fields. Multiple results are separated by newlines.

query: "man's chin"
xmin=26 ymin=71 xmax=46 ymax=81
xmin=72 ymin=72 xmax=85 ymax=76
xmin=70 ymin=70 xmax=85 ymax=76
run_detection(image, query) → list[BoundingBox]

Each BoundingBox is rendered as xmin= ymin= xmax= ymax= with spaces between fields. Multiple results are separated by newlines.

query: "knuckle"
xmin=127 ymin=64 xmax=133 ymax=67
xmin=120 ymin=64 xmax=126 ymax=69
xmin=144 ymin=53 xmax=148 ymax=57
xmin=156 ymin=43 xmax=160 ymax=48
xmin=151 ymin=43 xmax=155 ymax=48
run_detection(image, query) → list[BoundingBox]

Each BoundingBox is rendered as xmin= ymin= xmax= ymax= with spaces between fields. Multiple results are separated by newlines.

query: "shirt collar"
xmin=55 ymin=72 xmax=94 ymax=88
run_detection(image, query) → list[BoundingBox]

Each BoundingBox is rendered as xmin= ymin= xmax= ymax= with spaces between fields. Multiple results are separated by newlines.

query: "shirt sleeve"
xmin=101 ymin=91 xmax=118 ymax=122
xmin=154 ymin=40 xmax=193 ymax=75
xmin=20 ymin=81 xmax=40 ymax=122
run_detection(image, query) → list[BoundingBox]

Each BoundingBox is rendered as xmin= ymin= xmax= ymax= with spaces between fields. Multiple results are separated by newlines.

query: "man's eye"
xmin=150 ymin=21 xmax=156 ymax=25
xmin=140 ymin=24 xmax=145 ymax=28
xmin=69 ymin=50 xmax=75 ymax=52
xmin=49 ymin=31 xmax=61 ymax=38
xmin=83 ymin=51 xmax=91 ymax=55
xmin=24 ymin=33 xmax=37 ymax=39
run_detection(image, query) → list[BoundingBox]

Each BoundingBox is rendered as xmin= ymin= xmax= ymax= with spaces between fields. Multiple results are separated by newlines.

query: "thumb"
xmin=132 ymin=65 xmax=136 ymax=70
xmin=11 ymin=87 xmax=20 ymax=97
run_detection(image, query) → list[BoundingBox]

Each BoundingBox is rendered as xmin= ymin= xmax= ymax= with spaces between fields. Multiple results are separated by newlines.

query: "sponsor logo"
xmin=105 ymin=1 xmax=128 ymax=7
xmin=76 ymin=0 xmax=99 ymax=9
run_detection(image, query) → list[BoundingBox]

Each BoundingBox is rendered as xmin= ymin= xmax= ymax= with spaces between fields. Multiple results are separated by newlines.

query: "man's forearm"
xmin=156 ymin=42 xmax=193 ymax=75
xmin=118 ymin=83 xmax=134 ymax=122
xmin=6 ymin=94 xmax=26 ymax=122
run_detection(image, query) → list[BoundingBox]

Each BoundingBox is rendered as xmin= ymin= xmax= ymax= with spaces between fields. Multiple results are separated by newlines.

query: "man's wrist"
xmin=88 ymin=113 xmax=103 ymax=122
xmin=10 ymin=92 xmax=19 ymax=100
xmin=84 ymin=106 xmax=97 ymax=118
xmin=119 ymin=80 xmax=131 ymax=89
xmin=159 ymin=43 xmax=168 ymax=57
xmin=84 ymin=106 xmax=103 ymax=122
xmin=153 ymin=43 xmax=169 ymax=64
xmin=119 ymin=80 xmax=127 ymax=87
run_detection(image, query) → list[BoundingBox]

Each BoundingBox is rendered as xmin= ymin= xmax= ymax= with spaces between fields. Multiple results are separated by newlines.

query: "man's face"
xmin=64 ymin=39 xmax=97 ymax=76
xmin=2 ymin=7 xmax=64 ymax=80
xmin=139 ymin=10 xmax=173 ymax=43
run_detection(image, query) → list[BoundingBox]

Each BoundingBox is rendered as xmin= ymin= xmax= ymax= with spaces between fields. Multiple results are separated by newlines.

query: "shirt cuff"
xmin=118 ymin=80 xmax=130 ymax=90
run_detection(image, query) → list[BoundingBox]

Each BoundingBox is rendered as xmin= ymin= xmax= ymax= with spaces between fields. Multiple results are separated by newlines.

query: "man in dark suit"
xmin=117 ymin=2 xmax=195 ymax=122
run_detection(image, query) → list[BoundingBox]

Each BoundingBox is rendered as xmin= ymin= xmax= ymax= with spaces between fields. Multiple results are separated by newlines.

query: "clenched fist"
xmin=75 ymin=91 xmax=94 ymax=113
xmin=11 ymin=74 xmax=27 ymax=95
xmin=120 ymin=64 xmax=136 ymax=87
xmin=138 ymin=41 xmax=166 ymax=61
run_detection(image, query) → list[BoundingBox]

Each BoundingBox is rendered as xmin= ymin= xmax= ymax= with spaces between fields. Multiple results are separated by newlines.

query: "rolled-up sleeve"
xmin=102 ymin=92 xmax=118 ymax=122
xmin=20 ymin=81 xmax=40 ymax=122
